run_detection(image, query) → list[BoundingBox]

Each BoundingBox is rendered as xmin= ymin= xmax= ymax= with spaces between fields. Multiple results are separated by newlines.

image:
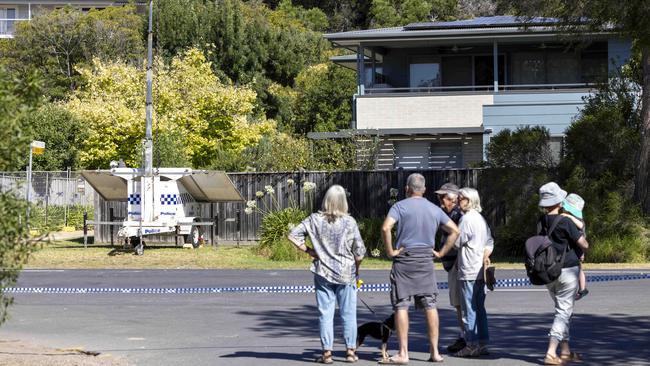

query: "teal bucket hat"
xmin=562 ymin=193 xmax=585 ymax=219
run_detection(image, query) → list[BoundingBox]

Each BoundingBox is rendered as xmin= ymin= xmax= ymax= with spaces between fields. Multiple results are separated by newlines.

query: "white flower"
xmin=244 ymin=207 xmax=254 ymax=215
xmin=264 ymin=185 xmax=275 ymax=194
xmin=371 ymin=248 xmax=381 ymax=258
xmin=255 ymin=191 xmax=264 ymax=198
xmin=390 ymin=188 xmax=399 ymax=197
xmin=303 ymin=181 xmax=316 ymax=192
xmin=246 ymin=200 xmax=257 ymax=209
xmin=287 ymin=178 xmax=295 ymax=186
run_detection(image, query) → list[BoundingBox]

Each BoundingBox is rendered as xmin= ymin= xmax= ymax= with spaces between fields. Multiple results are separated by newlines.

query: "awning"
xmin=179 ymin=171 xmax=244 ymax=202
xmin=80 ymin=170 xmax=128 ymax=201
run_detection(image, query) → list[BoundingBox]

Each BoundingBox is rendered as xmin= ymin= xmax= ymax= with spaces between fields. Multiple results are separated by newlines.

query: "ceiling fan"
xmin=440 ymin=44 xmax=474 ymax=53
xmin=536 ymin=42 xmax=565 ymax=49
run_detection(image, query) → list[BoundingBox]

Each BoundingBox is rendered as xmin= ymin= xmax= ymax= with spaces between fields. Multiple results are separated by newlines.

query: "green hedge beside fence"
xmin=30 ymin=204 xmax=93 ymax=231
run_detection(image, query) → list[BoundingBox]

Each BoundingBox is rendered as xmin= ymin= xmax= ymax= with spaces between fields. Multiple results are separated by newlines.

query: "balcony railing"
xmin=364 ymin=83 xmax=596 ymax=95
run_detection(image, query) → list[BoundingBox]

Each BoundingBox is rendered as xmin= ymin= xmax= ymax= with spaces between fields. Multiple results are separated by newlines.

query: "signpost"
xmin=26 ymin=140 xmax=45 ymax=224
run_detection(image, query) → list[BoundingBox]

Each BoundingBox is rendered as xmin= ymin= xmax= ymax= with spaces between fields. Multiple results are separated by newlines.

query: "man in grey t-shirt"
xmin=381 ymin=173 xmax=460 ymax=364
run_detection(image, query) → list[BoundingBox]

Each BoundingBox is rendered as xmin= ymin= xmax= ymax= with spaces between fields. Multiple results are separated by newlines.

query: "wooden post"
xmin=109 ymin=208 xmax=114 ymax=247
xmin=83 ymin=211 xmax=88 ymax=248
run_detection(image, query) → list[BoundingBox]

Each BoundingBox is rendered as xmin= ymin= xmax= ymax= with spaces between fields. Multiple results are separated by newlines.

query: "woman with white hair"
xmin=435 ymin=187 xmax=493 ymax=357
xmin=288 ymin=184 xmax=366 ymax=364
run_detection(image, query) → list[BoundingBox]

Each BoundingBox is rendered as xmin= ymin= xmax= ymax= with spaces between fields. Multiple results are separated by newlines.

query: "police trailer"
xmin=80 ymin=1 xmax=243 ymax=255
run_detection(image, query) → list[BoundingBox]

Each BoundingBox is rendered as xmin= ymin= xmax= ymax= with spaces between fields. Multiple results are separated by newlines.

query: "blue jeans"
xmin=314 ymin=274 xmax=357 ymax=350
xmin=459 ymin=279 xmax=489 ymax=346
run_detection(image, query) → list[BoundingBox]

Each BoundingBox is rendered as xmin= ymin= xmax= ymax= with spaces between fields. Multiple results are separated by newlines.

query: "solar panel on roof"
xmin=403 ymin=16 xmax=560 ymax=31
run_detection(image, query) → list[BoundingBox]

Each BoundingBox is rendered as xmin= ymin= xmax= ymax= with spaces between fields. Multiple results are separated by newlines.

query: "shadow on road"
xmin=223 ymin=303 xmax=650 ymax=365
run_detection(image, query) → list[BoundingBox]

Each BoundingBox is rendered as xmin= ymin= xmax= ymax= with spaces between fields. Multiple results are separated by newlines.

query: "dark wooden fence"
xmin=94 ymin=169 xmax=485 ymax=244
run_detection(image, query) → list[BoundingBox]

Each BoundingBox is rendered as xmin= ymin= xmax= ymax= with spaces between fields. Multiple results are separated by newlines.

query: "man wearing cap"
xmin=537 ymin=182 xmax=589 ymax=365
xmin=433 ymin=182 xmax=466 ymax=353
xmin=380 ymin=173 xmax=460 ymax=364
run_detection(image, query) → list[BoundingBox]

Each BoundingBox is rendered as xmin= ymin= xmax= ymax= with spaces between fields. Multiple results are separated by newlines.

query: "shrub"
xmin=587 ymin=235 xmax=648 ymax=263
xmin=256 ymin=207 xmax=308 ymax=261
xmin=477 ymin=168 xmax=554 ymax=259
xmin=357 ymin=217 xmax=385 ymax=258
xmin=30 ymin=204 xmax=93 ymax=231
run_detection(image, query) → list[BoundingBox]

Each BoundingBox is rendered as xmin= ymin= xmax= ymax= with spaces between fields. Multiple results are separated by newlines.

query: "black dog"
xmin=357 ymin=313 xmax=395 ymax=361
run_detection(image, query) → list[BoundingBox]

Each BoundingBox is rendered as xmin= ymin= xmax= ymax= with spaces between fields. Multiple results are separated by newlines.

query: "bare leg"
xmin=425 ymin=308 xmax=443 ymax=362
xmin=393 ymin=309 xmax=410 ymax=363
xmin=559 ymin=340 xmax=571 ymax=355
xmin=546 ymin=337 xmax=560 ymax=357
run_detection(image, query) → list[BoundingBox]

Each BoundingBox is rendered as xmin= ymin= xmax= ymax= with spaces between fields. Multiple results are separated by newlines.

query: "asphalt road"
xmin=2 ymin=269 xmax=650 ymax=366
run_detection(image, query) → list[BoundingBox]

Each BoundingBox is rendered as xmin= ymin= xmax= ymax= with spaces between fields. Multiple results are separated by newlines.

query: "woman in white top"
xmin=447 ymin=187 xmax=493 ymax=357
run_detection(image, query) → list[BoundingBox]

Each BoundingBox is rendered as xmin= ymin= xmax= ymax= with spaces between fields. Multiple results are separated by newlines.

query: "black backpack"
xmin=524 ymin=216 xmax=567 ymax=285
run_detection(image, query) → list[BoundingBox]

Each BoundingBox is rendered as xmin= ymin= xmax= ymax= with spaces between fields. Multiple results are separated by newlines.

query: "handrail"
xmin=365 ymin=83 xmax=595 ymax=94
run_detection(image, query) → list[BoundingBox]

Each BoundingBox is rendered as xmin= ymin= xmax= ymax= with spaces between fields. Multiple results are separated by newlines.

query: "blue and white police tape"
xmin=6 ymin=273 xmax=649 ymax=295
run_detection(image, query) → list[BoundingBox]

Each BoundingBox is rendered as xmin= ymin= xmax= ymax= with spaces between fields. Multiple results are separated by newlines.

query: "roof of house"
xmin=324 ymin=15 xmax=611 ymax=45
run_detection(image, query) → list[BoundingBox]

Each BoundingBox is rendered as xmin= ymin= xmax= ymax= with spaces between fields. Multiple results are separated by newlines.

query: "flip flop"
xmin=378 ymin=356 xmax=409 ymax=365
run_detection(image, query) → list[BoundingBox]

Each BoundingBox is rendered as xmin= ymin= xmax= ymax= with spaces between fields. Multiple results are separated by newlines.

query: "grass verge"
xmin=25 ymin=240 xmax=650 ymax=270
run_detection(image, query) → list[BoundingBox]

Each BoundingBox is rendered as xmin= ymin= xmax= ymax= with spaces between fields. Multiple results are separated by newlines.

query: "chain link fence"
xmin=0 ymin=171 xmax=95 ymax=230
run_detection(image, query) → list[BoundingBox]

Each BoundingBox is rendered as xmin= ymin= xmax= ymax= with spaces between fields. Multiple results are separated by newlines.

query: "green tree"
xmin=20 ymin=103 xmax=88 ymax=171
xmin=485 ymin=126 xmax=554 ymax=168
xmin=290 ymin=63 xmax=357 ymax=133
xmin=0 ymin=67 xmax=41 ymax=325
xmin=65 ymin=48 xmax=274 ymax=169
xmin=3 ymin=5 xmax=143 ymax=99
xmin=563 ymin=77 xmax=641 ymax=185
xmin=370 ymin=0 xmax=457 ymax=28
xmin=155 ymin=0 xmax=326 ymax=119
xmin=495 ymin=0 xmax=650 ymax=212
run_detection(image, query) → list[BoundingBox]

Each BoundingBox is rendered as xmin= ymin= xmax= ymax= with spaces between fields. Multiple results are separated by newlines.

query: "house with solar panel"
xmin=313 ymin=16 xmax=631 ymax=169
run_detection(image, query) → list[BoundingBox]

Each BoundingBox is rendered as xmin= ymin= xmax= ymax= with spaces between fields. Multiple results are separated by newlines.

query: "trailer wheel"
xmin=185 ymin=226 xmax=201 ymax=248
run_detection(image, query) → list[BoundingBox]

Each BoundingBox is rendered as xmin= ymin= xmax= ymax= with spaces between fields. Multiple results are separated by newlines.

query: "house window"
xmin=474 ymin=55 xmax=505 ymax=87
xmin=511 ymin=52 xmax=546 ymax=85
xmin=409 ymin=56 xmax=441 ymax=88
xmin=441 ymin=56 xmax=472 ymax=86
xmin=0 ymin=8 xmax=16 ymax=34
xmin=547 ymin=52 xmax=580 ymax=84
xmin=581 ymin=52 xmax=608 ymax=83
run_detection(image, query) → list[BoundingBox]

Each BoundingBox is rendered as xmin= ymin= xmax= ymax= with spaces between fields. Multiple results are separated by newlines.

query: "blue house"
xmin=314 ymin=16 xmax=631 ymax=169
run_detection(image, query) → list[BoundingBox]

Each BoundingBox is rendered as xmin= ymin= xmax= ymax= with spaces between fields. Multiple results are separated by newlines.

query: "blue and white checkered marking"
xmin=160 ymin=194 xmax=178 ymax=205
xmin=6 ymin=273 xmax=649 ymax=295
xmin=128 ymin=193 xmax=141 ymax=205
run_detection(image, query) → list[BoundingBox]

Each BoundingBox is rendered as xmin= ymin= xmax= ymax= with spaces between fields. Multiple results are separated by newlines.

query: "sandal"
xmin=560 ymin=352 xmax=583 ymax=362
xmin=345 ymin=349 xmax=359 ymax=363
xmin=544 ymin=354 xmax=564 ymax=365
xmin=316 ymin=353 xmax=333 ymax=364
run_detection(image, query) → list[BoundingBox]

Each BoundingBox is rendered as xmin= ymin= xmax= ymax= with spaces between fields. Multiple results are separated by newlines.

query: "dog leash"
xmin=356 ymin=278 xmax=378 ymax=315
xmin=357 ymin=279 xmax=393 ymax=340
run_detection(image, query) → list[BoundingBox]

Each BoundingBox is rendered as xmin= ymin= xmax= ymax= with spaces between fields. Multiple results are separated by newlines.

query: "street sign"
xmin=31 ymin=140 xmax=45 ymax=155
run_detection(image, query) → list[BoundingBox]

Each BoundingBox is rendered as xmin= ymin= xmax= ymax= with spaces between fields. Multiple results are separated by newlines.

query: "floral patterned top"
xmin=289 ymin=213 xmax=366 ymax=285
